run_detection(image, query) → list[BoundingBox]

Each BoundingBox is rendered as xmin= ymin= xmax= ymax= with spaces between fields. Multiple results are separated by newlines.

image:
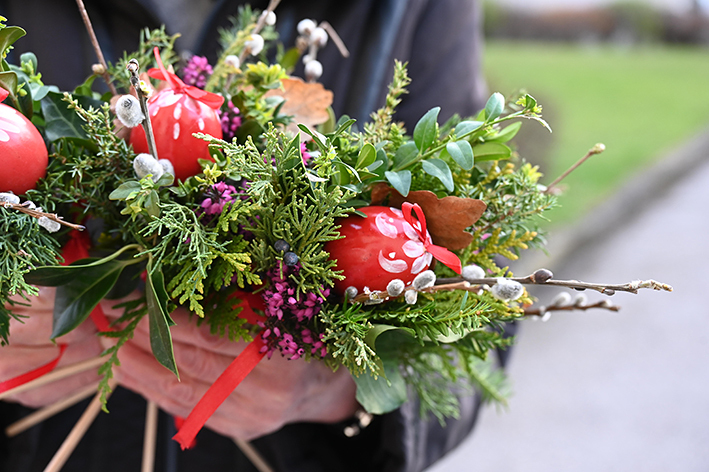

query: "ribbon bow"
xmin=401 ymin=202 xmax=462 ymax=275
xmin=147 ymin=47 xmax=225 ymax=110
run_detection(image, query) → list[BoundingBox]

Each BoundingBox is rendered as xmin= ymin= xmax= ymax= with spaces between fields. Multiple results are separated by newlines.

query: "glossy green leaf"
xmin=16 ymin=75 xmax=33 ymax=118
xmin=353 ymin=359 xmax=408 ymax=415
xmin=356 ymin=143 xmax=376 ymax=169
xmin=279 ymin=47 xmax=301 ymax=71
xmin=446 ymin=141 xmax=474 ymax=170
xmin=330 ymin=118 xmax=356 ymax=139
xmin=472 ymin=142 xmax=512 ymax=162
xmin=0 ymin=26 xmax=26 ymax=59
xmin=484 ymin=92 xmax=505 ymax=122
xmin=334 ymin=161 xmax=351 ymax=186
xmin=488 ymin=121 xmax=522 ymax=143
xmin=454 ymin=120 xmax=483 ymax=137
xmin=421 ymin=158 xmax=454 ymax=192
xmin=392 ymin=142 xmax=418 ymax=170
xmin=0 ymin=71 xmax=17 ymax=100
xmin=413 ymin=107 xmax=440 ymax=152
xmin=297 ymin=123 xmax=326 ymax=150
xmin=146 ymin=260 xmax=178 ymax=376
xmin=385 ymin=170 xmax=411 ymax=197
xmin=41 ymin=91 xmax=89 ymax=141
xmin=52 ymin=260 xmax=126 ymax=339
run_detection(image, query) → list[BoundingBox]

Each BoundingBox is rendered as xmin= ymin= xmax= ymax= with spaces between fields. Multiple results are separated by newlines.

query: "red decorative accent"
xmin=0 ymin=87 xmax=8 ymax=102
xmin=401 ymin=202 xmax=462 ymax=275
xmin=173 ymin=336 xmax=267 ymax=450
xmin=148 ymin=47 xmax=224 ymax=109
xmin=172 ymin=291 xmax=266 ymax=449
xmin=0 ymin=344 xmax=67 ymax=394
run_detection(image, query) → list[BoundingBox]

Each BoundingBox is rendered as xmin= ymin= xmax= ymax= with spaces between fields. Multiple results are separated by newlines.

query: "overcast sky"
xmin=494 ymin=0 xmax=704 ymax=14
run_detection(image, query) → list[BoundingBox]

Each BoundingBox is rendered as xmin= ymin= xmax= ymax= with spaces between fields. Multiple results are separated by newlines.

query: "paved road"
xmin=427 ymin=134 xmax=709 ymax=471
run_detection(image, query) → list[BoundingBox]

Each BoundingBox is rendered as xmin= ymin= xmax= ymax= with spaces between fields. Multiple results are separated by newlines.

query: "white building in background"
xmin=494 ymin=0 xmax=705 ymax=14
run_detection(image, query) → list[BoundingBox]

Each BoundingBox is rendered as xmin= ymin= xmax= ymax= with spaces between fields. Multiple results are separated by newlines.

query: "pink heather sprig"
xmin=182 ymin=55 xmax=213 ymax=88
xmin=219 ymin=103 xmax=242 ymax=141
xmin=300 ymin=142 xmax=313 ymax=165
xmin=258 ymin=262 xmax=329 ymax=360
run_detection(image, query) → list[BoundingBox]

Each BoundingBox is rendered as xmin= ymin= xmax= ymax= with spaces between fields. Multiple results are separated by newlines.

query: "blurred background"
xmin=429 ymin=1 xmax=709 ymax=470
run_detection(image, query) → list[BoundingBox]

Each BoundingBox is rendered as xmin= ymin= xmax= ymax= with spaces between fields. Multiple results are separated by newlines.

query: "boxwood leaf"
xmin=52 ymin=260 xmax=126 ymax=339
xmin=446 ymin=141 xmax=474 ymax=170
xmin=454 ymin=120 xmax=483 ymax=137
xmin=421 ymin=158 xmax=455 ymax=192
xmin=356 ymin=143 xmax=376 ymax=169
xmin=472 ymin=142 xmax=512 ymax=162
xmin=413 ymin=107 xmax=440 ymax=152
xmin=488 ymin=121 xmax=522 ymax=143
xmin=385 ymin=170 xmax=411 ymax=197
xmin=108 ymin=181 xmax=141 ymax=200
xmin=392 ymin=142 xmax=418 ymax=170
xmin=484 ymin=92 xmax=505 ymax=122
xmin=146 ymin=261 xmax=178 ymax=377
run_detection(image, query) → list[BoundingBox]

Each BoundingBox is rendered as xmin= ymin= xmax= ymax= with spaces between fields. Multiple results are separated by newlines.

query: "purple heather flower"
xmin=300 ymin=142 xmax=313 ymax=165
xmin=182 ymin=55 xmax=213 ymax=89
xmin=219 ymin=103 xmax=242 ymax=141
xmin=200 ymin=181 xmax=239 ymax=215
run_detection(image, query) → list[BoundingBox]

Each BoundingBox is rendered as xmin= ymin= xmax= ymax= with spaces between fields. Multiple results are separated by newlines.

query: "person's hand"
xmin=108 ymin=308 xmax=360 ymax=440
xmin=0 ymin=287 xmax=103 ymax=408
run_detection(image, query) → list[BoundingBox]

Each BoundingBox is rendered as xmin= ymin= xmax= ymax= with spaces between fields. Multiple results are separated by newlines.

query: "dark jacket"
xmin=0 ymin=1 xmax=493 ymax=470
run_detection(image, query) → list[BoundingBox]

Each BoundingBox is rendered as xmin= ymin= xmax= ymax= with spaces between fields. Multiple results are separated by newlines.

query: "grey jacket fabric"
xmin=0 ymin=1 xmax=494 ymax=470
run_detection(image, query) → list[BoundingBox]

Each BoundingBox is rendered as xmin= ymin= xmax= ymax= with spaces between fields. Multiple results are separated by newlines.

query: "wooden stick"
xmin=141 ymin=401 xmax=159 ymax=472
xmin=74 ymin=0 xmax=118 ymax=95
xmin=43 ymin=378 xmax=118 ymax=472
xmin=234 ymin=438 xmax=274 ymax=472
xmin=0 ymin=355 xmax=104 ymax=401
xmin=5 ymin=383 xmax=100 ymax=438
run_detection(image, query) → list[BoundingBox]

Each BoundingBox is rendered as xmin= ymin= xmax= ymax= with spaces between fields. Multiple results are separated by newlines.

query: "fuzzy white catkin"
xmin=461 ymin=264 xmax=485 ymax=282
xmin=309 ymin=27 xmax=328 ymax=47
xmin=344 ymin=286 xmax=358 ymax=300
xmin=386 ymin=279 xmax=405 ymax=297
xmin=115 ymin=95 xmax=144 ymax=128
xmin=0 ymin=192 xmax=20 ymax=204
xmin=244 ymin=34 xmax=264 ymax=56
xmin=133 ymin=153 xmax=164 ymax=181
xmin=224 ymin=55 xmax=241 ymax=69
xmin=490 ymin=278 xmax=524 ymax=301
xmin=404 ymin=290 xmax=418 ymax=305
xmin=37 ymin=216 xmax=61 ymax=233
xmin=549 ymin=291 xmax=572 ymax=307
xmin=413 ymin=270 xmax=436 ymax=291
xmin=263 ymin=11 xmax=277 ymax=26
xmin=304 ymin=60 xmax=323 ymax=81
xmin=302 ymin=53 xmax=314 ymax=64
xmin=159 ymin=159 xmax=175 ymax=177
xmin=297 ymin=19 xmax=316 ymax=35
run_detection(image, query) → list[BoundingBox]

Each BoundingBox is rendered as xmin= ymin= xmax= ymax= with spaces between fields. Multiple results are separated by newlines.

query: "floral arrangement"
xmin=0 ymin=0 xmax=671 ymax=456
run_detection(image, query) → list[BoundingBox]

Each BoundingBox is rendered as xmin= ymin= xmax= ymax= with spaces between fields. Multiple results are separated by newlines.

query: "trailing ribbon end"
xmin=401 ymin=202 xmax=462 ymax=275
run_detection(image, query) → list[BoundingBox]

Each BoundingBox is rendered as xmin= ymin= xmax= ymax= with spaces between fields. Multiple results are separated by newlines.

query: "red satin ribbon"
xmin=0 ymin=87 xmax=8 ymax=102
xmin=148 ymin=47 xmax=225 ymax=110
xmin=401 ymin=202 xmax=462 ymax=274
xmin=172 ymin=292 xmax=266 ymax=450
xmin=0 ymin=344 xmax=67 ymax=394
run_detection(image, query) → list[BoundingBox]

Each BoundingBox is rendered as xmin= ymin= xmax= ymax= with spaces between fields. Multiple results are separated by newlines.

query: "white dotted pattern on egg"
xmin=173 ymin=122 xmax=180 ymax=140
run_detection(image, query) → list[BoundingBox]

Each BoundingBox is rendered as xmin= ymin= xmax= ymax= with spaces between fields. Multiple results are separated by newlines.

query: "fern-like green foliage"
xmin=0 ymin=207 xmax=61 ymax=344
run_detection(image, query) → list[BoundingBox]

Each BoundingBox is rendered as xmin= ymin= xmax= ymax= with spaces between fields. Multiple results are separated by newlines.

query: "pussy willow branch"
xmin=74 ymin=0 xmax=118 ymax=95
xmin=2 ymin=202 xmax=85 ymax=231
xmin=352 ymin=268 xmax=672 ymax=303
xmin=238 ymin=0 xmax=282 ymax=64
xmin=523 ymin=300 xmax=620 ymax=317
xmin=126 ymin=59 xmax=158 ymax=160
xmin=545 ymin=143 xmax=606 ymax=194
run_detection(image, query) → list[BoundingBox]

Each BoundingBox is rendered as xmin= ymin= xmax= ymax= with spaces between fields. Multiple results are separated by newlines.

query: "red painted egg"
xmin=0 ymin=103 xmax=48 ymax=194
xmin=325 ymin=206 xmax=433 ymax=295
xmin=130 ymin=89 xmax=222 ymax=181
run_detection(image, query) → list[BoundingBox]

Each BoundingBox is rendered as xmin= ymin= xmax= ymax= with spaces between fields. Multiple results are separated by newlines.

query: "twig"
xmin=2 ymin=202 xmax=85 ymax=231
xmin=233 ymin=439 xmax=274 ymax=472
xmin=43 ymin=378 xmax=118 ymax=472
xmin=74 ymin=0 xmax=118 ymax=96
xmin=0 ymin=355 xmax=104 ymax=401
xmin=352 ymin=268 xmax=672 ymax=304
xmin=523 ymin=300 xmax=620 ymax=317
xmin=238 ymin=0 xmax=282 ymax=64
xmin=545 ymin=143 xmax=606 ymax=194
xmin=141 ymin=401 xmax=158 ymax=472
xmin=319 ymin=21 xmax=350 ymax=58
xmin=126 ymin=59 xmax=159 ymax=161
xmin=5 ymin=383 xmax=100 ymax=438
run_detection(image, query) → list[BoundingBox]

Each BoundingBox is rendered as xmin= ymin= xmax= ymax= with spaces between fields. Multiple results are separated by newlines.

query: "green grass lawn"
xmin=484 ymin=41 xmax=709 ymax=225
